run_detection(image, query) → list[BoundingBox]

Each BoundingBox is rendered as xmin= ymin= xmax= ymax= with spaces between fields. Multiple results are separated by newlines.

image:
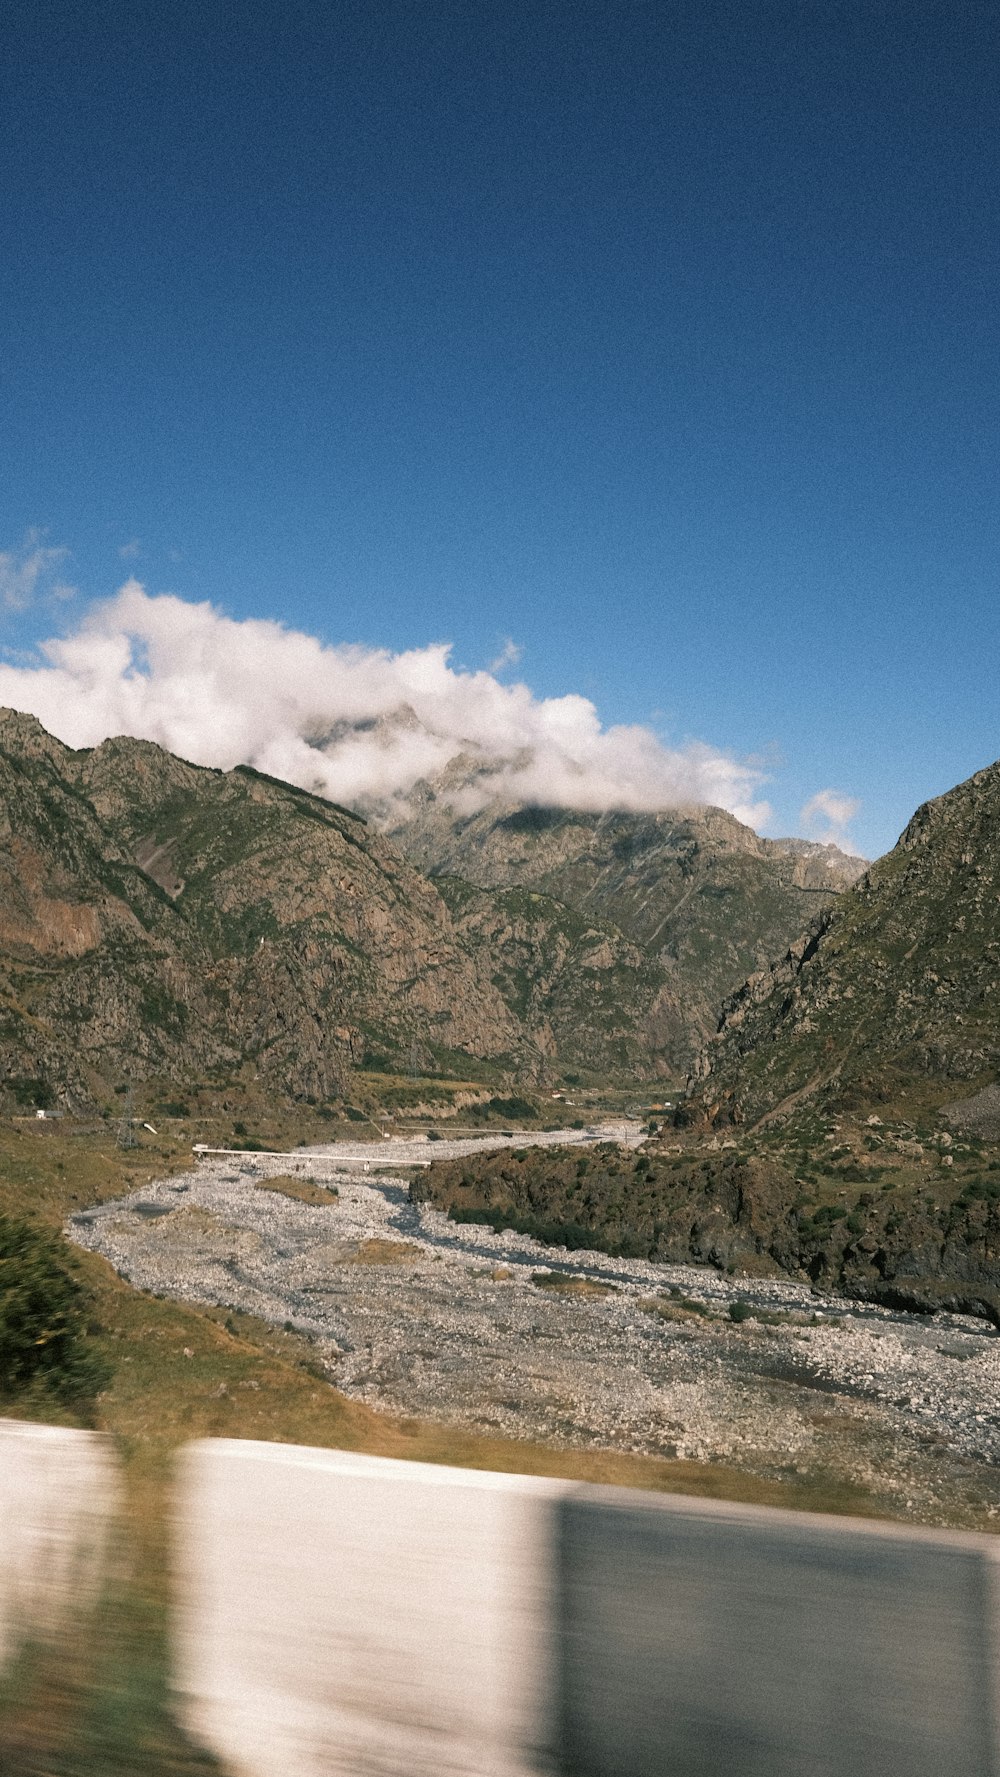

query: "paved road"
xmin=273 ymin=1121 xmax=645 ymax=1169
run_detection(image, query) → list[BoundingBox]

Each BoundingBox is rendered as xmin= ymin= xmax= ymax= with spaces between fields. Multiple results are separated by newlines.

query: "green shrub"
xmin=813 ymin=1203 xmax=848 ymax=1225
xmin=486 ymin=1095 xmax=538 ymax=1121
xmin=663 ymin=1287 xmax=713 ymax=1313
xmin=960 ymin=1178 xmax=1000 ymax=1202
xmin=728 ymin=1299 xmax=753 ymax=1323
xmin=12 ymin=1078 xmax=55 ymax=1110
xmin=0 ymin=1216 xmax=109 ymax=1405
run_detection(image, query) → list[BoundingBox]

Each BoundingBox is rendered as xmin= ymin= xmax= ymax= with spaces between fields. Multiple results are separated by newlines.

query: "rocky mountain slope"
xmin=684 ymin=758 xmax=1000 ymax=1129
xmin=386 ymin=792 xmax=866 ymax=1074
xmin=433 ymin=875 xmax=671 ymax=1078
xmin=0 ymin=708 xmax=869 ymax=1106
xmin=0 ymin=710 xmax=525 ymax=1109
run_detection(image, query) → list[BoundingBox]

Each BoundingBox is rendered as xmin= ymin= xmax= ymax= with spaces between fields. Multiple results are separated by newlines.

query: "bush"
xmin=961 ymin=1178 xmax=1000 ymax=1202
xmin=813 ymin=1202 xmax=848 ymax=1225
xmin=12 ymin=1077 xmax=54 ymax=1109
xmin=728 ymin=1299 xmax=753 ymax=1323
xmin=665 ymin=1289 xmax=712 ymax=1317
xmin=486 ymin=1095 xmax=538 ymax=1121
xmin=0 ymin=1215 xmax=109 ymax=1404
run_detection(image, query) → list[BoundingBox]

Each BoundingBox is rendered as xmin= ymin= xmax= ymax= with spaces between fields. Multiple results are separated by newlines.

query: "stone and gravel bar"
xmin=68 ymin=1127 xmax=1000 ymax=1525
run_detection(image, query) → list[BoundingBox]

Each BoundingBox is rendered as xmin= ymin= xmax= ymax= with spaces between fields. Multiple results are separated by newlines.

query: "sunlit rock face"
xmin=384 ymin=784 xmax=865 ymax=1075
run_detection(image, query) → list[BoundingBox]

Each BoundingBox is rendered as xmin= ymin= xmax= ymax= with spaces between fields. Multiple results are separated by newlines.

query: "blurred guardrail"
xmin=175 ymin=1443 xmax=567 ymax=1777
xmin=175 ymin=1440 xmax=1000 ymax=1777
xmin=4 ymin=1421 xmax=1000 ymax=1774
xmin=0 ymin=1419 xmax=119 ymax=1670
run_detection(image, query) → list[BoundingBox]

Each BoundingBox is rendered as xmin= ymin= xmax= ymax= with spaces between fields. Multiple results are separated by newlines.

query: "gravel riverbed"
xmin=68 ymin=1126 xmax=1000 ymax=1527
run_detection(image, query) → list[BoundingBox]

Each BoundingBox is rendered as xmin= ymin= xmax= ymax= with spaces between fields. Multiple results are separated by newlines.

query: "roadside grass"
xmin=0 ymin=1116 xmax=969 ymax=1771
xmin=0 ymin=1585 xmax=221 ymax=1776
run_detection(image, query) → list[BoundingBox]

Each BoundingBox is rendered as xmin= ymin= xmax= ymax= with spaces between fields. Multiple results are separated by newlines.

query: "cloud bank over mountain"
xmin=800 ymin=788 xmax=863 ymax=849
xmin=0 ymin=581 xmax=781 ymax=825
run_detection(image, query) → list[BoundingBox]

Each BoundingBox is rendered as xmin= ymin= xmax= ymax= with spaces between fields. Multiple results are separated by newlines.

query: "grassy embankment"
xmin=1 ymin=1114 xmax=885 ymax=1774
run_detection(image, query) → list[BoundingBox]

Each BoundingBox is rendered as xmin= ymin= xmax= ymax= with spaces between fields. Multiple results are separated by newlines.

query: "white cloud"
xmin=487 ymin=637 xmax=523 ymax=673
xmin=0 ymin=532 xmax=74 ymax=611
xmin=800 ymin=788 xmax=862 ymax=849
xmin=0 ymin=580 xmax=774 ymax=826
xmin=118 ymin=539 xmax=141 ymax=561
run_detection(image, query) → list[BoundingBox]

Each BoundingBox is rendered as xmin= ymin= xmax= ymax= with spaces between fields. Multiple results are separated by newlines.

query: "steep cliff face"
xmin=436 ymin=876 xmax=677 ymax=1078
xmin=0 ymin=711 xmax=524 ymax=1108
xmin=684 ymin=759 xmax=1000 ymax=1128
xmin=386 ymin=795 xmax=865 ymax=1073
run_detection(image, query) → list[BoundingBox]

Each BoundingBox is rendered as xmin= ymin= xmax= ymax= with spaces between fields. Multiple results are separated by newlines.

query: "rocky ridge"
xmin=0 ymin=708 xmax=870 ymax=1105
xmin=684 ymin=757 xmax=1000 ymax=1129
xmin=0 ymin=710 xmax=524 ymax=1109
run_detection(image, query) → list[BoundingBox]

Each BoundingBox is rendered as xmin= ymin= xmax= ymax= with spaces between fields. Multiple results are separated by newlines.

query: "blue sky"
xmin=2 ymin=0 xmax=998 ymax=857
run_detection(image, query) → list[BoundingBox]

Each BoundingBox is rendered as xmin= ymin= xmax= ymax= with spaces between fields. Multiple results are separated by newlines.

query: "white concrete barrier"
xmin=174 ymin=1440 xmax=571 ymax=1777
xmin=174 ymin=1439 xmax=1000 ymax=1776
xmin=0 ymin=1418 xmax=120 ymax=1669
xmin=558 ymin=1488 xmax=1000 ymax=1777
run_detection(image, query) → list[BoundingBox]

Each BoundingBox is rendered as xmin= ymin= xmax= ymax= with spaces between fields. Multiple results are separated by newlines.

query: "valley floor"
xmin=69 ymin=1134 xmax=1000 ymax=1530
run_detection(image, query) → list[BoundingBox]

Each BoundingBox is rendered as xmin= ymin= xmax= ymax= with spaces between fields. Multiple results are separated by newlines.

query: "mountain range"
xmin=0 ymin=707 xmax=863 ymax=1110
